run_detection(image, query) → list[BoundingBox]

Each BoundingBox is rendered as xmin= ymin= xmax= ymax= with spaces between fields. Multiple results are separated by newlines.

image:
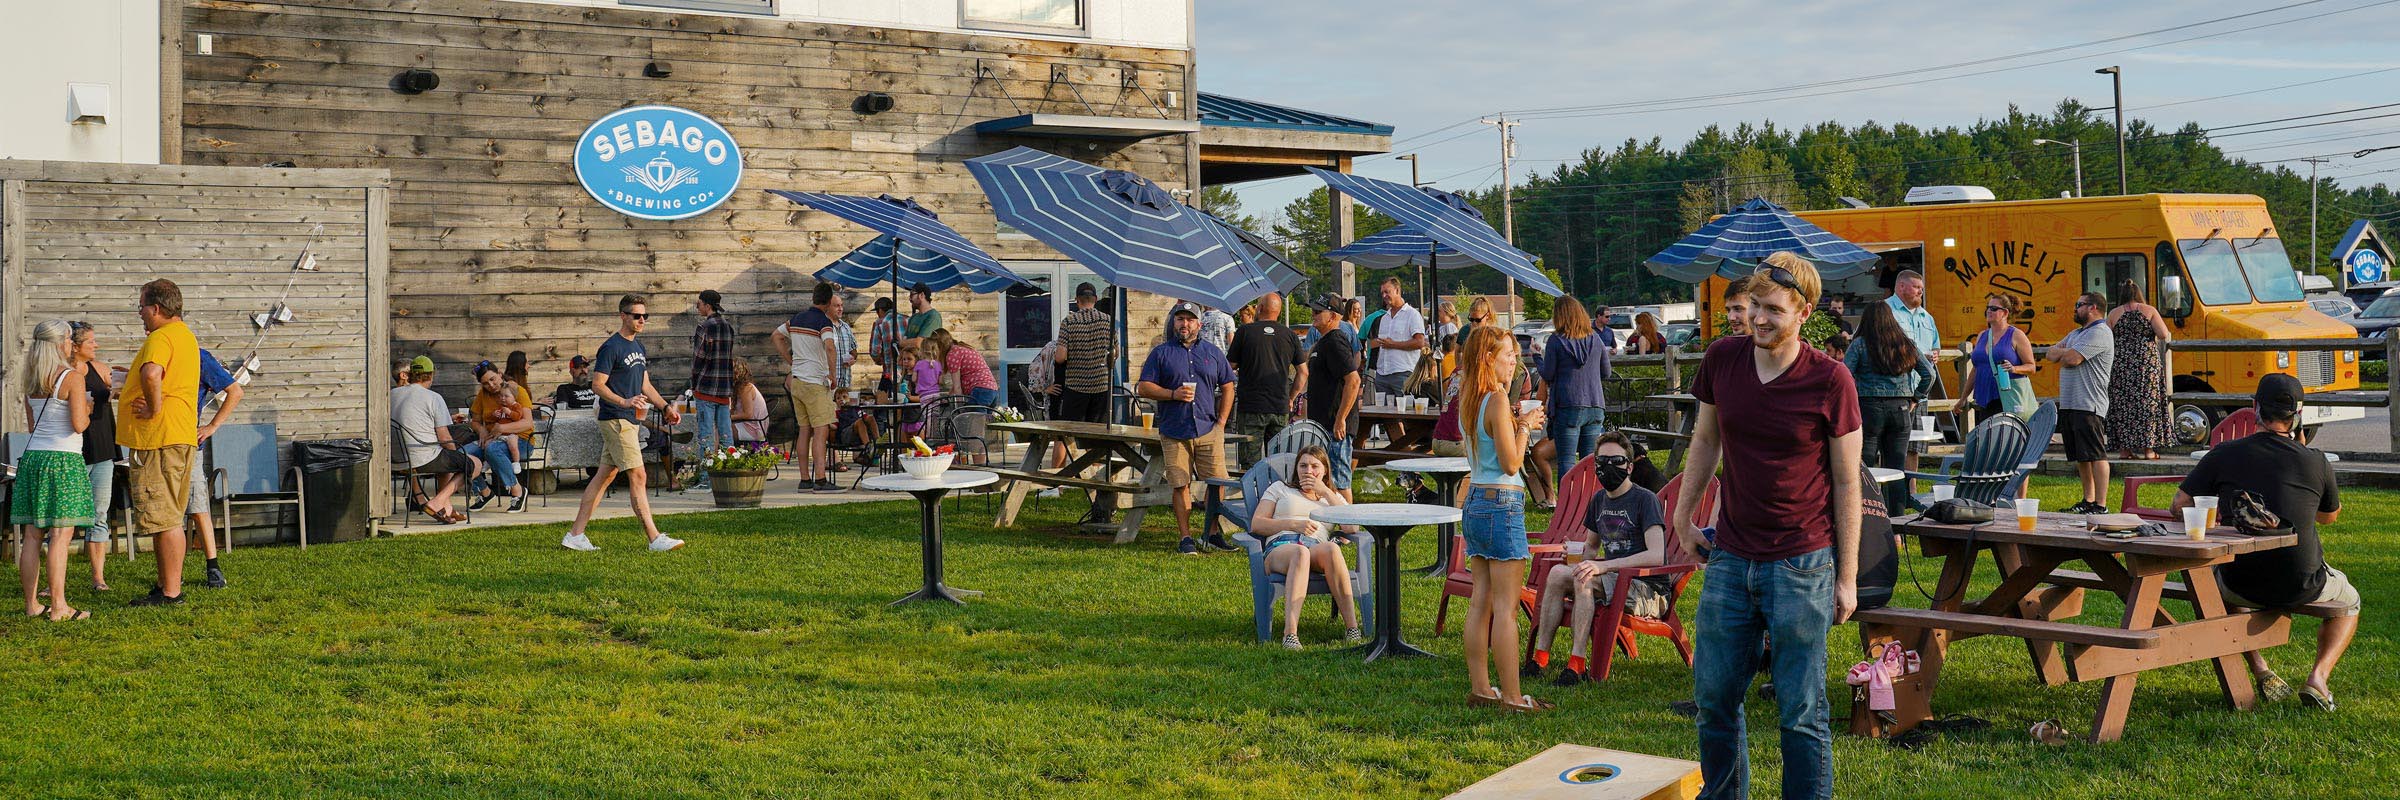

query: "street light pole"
xmin=2033 ymin=138 xmax=2083 ymax=197
xmin=2096 ymin=66 xmax=2126 ymax=195
xmin=1397 ymin=153 xmax=1422 ymax=189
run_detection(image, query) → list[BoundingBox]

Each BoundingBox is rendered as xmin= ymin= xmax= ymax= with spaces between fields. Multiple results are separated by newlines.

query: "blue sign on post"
xmin=572 ymin=105 xmax=743 ymax=221
xmin=2352 ymin=248 xmax=2389 ymax=285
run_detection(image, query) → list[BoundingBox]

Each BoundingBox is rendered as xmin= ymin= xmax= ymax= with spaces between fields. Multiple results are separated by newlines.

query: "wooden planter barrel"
xmin=709 ymin=469 xmax=767 ymax=508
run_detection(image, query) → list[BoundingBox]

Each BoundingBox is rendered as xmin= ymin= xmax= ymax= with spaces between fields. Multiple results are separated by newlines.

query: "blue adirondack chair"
xmin=1909 ymin=411 xmax=2032 ymax=507
xmin=1225 ymin=454 xmax=1375 ymax=642
xmin=1265 ymin=421 xmax=1330 ymax=461
xmin=1930 ymin=400 xmax=2056 ymax=498
xmin=1205 ymin=420 xmax=1333 ymax=533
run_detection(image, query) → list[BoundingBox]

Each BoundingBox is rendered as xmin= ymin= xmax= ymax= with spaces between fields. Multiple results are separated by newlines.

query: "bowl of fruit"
xmin=899 ymin=438 xmax=957 ymax=479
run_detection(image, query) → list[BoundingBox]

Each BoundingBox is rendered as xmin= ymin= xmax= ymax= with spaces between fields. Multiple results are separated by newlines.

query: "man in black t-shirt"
xmin=2176 ymin=374 xmax=2355 ymax=710
xmin=1226 ymin=292 xmax=1304 ymax=468
xmin=1300 ymin=293 xmax=1359 ymax=495
xmin=548 ymin=355 xmax=598 ymax=409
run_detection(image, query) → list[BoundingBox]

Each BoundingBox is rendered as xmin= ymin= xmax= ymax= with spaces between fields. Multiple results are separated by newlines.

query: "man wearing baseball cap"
xmin=389 ymin=355 xmax=482 ymax=526
xmin=548 ymin=355 xmax=598 ymax=409
xmin=1139 ymin=303 xmax=1237 ymax=554
xmin=2174 ymin=373 xmax=2356 ymax=711
xmin=1300 ymin=293 xmax=1361 ymax=499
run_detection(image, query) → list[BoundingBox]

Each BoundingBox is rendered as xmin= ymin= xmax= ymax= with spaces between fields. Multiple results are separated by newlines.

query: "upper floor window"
xmin=963 ymin=0 xmax=1087 ymax=35
xmin=622 ymin=0 xmax=776 ymax=15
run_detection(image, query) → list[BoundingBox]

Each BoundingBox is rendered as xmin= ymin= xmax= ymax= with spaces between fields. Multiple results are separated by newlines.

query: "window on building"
xmin=963 ymin=0 xmax=1087 ymax=34
xmin=621 ymin=0 xmax=776 ymax=15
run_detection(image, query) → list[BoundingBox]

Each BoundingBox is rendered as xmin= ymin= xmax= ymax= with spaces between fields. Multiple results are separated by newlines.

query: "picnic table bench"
xmin=1864 ymin=507 xmax=2301 ymax=742
xmin=988 ymin=420 xmax=1247 ymax=545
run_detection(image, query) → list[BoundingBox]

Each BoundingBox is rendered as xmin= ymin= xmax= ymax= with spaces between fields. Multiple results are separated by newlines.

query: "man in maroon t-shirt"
xmin=1672 ymin=251 xmax=1861 ymax=800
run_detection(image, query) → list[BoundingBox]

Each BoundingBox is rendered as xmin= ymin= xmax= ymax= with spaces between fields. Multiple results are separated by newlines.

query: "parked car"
xmin=1513 ymin=319 xmax=1553 ymax=360
xmin=1665 ymin=323 xmax=1701 ymax=349
xmin=2310 ymin=296 xmax=2360 ymax=324
xmin=2347 ymin=288 xmax=2400 ymax=356
xmin=2343 ymin=281 xmax=2397 ymax=312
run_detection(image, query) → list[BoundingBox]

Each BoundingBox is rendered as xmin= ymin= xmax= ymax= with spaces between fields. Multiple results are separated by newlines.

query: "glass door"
xmin=994 ymin=262 xmax=1110 ymax=410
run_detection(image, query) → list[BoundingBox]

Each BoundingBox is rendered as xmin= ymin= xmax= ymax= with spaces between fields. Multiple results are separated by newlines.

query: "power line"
xmin=2135 ymin=65 xmax=2400 ymax=111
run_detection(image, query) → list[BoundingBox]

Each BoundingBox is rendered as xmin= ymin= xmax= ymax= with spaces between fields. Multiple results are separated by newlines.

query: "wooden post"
xmin=0 ymin=180 xmax=22 ymax=433
xmin=2387 ymin=335 xmax=2398 ymax=455
xmin=158 ymin=0 xmax=183 ymax=165
xmin=366 ymin=185 xmax=393 ymax=522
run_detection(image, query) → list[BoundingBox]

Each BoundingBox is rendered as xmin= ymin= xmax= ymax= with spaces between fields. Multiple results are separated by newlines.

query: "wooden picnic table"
xmin=1352 ymin=405 xmax=1441 ymax=465
xmin=1861 ymin=508 xmax=2299 ymax=742
xmin=987 ymin=420 xmax=1247 ymax=545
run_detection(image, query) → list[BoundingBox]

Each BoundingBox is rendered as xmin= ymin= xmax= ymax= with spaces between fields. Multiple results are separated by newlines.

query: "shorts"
xmin=2060 ymin=409 xmax=2107 ymax=462
xmin=1159 ymin=428 xmax=1227 ymax=489
xmin=416 ymin=447 xmax=477 ymax=477
xmin=1430 ymin=439 xmax=1465 ymax=458
xmin=789 ymin=377 xmax=837 ymax=429
xmin=127 ymin=445 xmax=195 ymax=535
xmin=1059 ymin=387 xmax=1110 ymax=423
xmin=1462 ymin=485 xmax=1529 ymax=561
xmin=598 ymin=419 xmax=644 ymax=470
xmin=2222 ymin=566 xmax=2362 ymax=618
xmin=187 ymin=447 xmax=212 ymax=515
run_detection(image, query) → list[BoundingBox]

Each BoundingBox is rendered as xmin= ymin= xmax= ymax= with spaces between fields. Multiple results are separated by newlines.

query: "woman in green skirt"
xmin=15 ymin=319 xmax=93 ymax=621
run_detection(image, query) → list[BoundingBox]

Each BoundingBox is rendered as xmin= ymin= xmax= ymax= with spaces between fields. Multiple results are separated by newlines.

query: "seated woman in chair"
xmin=1247 ymin=445 xmax=1365 ymax=651
xmin=729 ymin=361 xmax=772 ymax=446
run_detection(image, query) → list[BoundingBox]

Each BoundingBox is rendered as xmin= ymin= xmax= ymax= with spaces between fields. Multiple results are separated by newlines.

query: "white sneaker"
xmin=1036 ymin=488 xmax=1062 ymax=499
xmin=561 ymin=532 xmax=598 ymax=551
xmin=648 ymin=535 xmax=686 ymax=552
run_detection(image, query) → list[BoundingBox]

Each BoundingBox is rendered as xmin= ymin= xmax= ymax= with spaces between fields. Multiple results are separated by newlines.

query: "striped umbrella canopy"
xmin=1325 ymin=225 xmax=1475 ymax=269
xmin=965 ymin=146 xmax=1279 ymax=311
xmin=812 ymin=234 xmax=1026 ymax=294
xmin=1305 ymin=168 xmax=1561 ymax=296
xmin=1643 ymin=196 xmax=1880 ymax=283
xmin=767 ymin=190 xmax=1027 ymax=290
xmin=1200 ymin=208 xmax=1309 ymax=296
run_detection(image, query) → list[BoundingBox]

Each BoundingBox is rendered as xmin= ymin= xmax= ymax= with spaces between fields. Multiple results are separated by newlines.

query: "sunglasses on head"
xmin=1756 ymin=265 xmax=1803 ymax=294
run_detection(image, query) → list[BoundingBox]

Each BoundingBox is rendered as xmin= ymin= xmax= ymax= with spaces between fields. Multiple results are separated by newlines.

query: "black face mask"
xmin=1597 ymin=463 xmax=1630 ymax=491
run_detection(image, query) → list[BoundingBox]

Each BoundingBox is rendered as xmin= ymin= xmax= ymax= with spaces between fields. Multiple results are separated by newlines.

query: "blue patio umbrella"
xmin=1324 ymin=225 xmax=1477 ymax=270
xmin=965 ymin=146 xmax=1281 ymax=312
xmin=1305 ymin=167 xmax=1562 ymax=297
xmin=768 ymin=190 xmax=1028 ymax=380
xmin=1642 ymin=196 xmax=1880 ymax=283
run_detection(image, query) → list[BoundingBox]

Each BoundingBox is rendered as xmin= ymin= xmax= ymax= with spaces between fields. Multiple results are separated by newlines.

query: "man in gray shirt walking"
xmin=2048 ymin=291 xmax=2116 ymax=513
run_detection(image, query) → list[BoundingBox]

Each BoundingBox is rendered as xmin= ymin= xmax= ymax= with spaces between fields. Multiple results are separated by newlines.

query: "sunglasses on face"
xmin=623 ymin=313 xmax=649 ymax=320
xmin=1986 ymin=306 xmax=2007 ymax=313
xmin=1594 ymin=456 xmax=1631 ymax=467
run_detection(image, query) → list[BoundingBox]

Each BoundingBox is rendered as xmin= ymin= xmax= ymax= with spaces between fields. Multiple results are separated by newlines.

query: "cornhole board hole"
xmin=1447 ymin=744 xmax=1701 ymax=800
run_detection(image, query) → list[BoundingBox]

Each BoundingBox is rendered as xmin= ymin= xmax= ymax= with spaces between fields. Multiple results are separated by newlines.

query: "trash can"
xmin=292 ymin=438 xmax=373 ymax=543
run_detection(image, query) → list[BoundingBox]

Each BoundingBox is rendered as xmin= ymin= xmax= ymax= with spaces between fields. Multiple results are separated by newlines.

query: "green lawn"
xmin=0 ymin=476 xmax=2389 ymax=798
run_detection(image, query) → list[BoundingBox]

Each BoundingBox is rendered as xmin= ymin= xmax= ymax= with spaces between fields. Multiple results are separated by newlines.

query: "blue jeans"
xmin=1695 ymin=547 xmax=1835 ymax=800
xmin=968 ymin=386 xmax=1001 ymax=407
xmin=466 ymin=439 xmax=531 ymax=492
xmin=1549 ymin=405 xmax=1607 ymax=477
xmin=693 ymin=399 xmax=733 ymax=486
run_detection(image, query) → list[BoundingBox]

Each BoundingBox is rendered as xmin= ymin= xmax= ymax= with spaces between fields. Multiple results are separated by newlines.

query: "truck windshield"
xmin=2233 ymin=237 xmax=2305 ymax=303
xmin=2179 ymin=238 xmax=2255 ymax=305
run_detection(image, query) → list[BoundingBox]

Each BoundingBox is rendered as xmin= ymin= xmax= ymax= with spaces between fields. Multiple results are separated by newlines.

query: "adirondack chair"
xmin=1584 ymin=473 xmax=1711 ymax=680
xmin=1433 ymin=454 xmax=1599 ymax=637
xmin=1227 ymin=453 xmax=1376 ymax=642
xmin=1999 ymin=401 xmax=2057 ymax=497
xmin=2121 ymin=408 xmax=2263 ymax=520
xmin=1266 ymin=420 xmax=1331 ymax=462
xmin=1909 ymin=412 xmax=2031 ymax=507
xmin=1205 ymin=421 xmax=1332 ymax=533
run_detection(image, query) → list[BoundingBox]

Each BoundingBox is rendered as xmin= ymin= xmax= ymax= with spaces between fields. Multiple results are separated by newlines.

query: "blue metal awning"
xmin=1198 ymin=93 xmax=1394 ymax=136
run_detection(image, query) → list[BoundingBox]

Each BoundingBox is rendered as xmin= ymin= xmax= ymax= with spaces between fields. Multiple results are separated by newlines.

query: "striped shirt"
xmin=1060 ymin=307 xmax=1113 ymax=393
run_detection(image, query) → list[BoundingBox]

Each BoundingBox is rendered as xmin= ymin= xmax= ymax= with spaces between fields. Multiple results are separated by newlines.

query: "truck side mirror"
xmin=2159 ymin=275 xmax=2191 ymax=319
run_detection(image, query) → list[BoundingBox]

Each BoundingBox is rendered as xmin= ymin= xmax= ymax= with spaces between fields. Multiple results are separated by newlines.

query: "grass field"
xmin=0 ymin=475 xmax=2389 ymax=798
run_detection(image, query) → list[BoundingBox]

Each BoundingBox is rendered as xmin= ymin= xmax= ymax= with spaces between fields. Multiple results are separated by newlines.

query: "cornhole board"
xmin=1447 ymin=744 xmax=1701 ymax=800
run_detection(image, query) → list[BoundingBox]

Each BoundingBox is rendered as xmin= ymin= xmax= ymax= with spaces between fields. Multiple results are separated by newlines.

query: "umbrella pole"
xmin=889 ymin=244 xmax=902 ymax=399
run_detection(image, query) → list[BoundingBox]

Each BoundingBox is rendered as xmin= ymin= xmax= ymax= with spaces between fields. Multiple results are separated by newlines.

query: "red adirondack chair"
xmin=1518 ymin=471 xmax=1713 ymax=679
xmin=1432 ymin=455 xmax=1598 ymax=636
xmin=2120 ymin=408 xmax=2260 ymax=520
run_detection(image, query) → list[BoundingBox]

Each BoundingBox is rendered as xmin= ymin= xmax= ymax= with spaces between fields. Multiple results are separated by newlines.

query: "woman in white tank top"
xmin=1246 ymin=445 xmax=1363 ymax=650
xmin=13 ymin=319 xmax=94 ymax=621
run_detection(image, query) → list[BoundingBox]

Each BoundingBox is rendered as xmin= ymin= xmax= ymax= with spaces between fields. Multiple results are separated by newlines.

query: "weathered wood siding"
xmin=178 ymin=0 xmax=1193 ymax=409
xmin=0 ymin=160 xmax=393 ymax=531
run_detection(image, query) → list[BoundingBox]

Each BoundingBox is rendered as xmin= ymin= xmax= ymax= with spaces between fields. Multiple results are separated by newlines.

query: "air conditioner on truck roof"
xmin=1903 ymin=185 xmax=1997 ymax=205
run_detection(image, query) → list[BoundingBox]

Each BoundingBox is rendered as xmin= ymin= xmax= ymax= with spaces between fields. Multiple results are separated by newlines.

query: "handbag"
xmin=2222 ymin=488 xmax=2289 ymax=534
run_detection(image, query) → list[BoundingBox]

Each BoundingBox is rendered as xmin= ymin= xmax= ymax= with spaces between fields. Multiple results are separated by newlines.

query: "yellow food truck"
xmin=1698 ymin=189 xmax=2362 ymax=441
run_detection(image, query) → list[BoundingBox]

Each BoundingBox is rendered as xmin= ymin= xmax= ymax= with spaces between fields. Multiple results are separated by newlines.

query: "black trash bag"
xmin=291 ymin=438 xmax=373 ymax=473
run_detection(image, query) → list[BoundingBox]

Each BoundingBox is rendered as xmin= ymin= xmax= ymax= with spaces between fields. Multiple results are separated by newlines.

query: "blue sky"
xmin=1199 ymin=0 xmax=2400 ymax=226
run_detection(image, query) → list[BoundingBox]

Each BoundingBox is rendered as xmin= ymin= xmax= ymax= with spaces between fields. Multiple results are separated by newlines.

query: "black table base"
xmin=1348 ymin=524 xmax=1434 ymax=662
xmin=1410 ymin=473 xmax=1465 ymax=576
xmin=892 ymin=487 xmax=981 ymax=607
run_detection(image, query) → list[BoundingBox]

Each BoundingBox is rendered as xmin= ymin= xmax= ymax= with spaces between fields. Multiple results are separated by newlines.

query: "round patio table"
xmin=1310 ymin=502 xmax=1462 ymax=662
xmin=861 ymin=470 xmax=996 ymax=606
xmin=1385 ymin=457 xmax=1470 ymax=576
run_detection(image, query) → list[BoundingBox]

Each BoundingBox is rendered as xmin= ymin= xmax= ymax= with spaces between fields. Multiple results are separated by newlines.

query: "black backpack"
xmin=1856 ymin=465 xmax=1899 ymax=611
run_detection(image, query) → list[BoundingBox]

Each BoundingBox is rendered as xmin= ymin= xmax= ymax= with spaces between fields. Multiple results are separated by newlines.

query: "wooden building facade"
xmin=170 ymin=0 xmax=1204 ymax=411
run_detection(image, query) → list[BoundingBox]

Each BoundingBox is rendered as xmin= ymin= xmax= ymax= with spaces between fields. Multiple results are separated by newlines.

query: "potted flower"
xmin=702 ymin=443 xmax=784 ymax=508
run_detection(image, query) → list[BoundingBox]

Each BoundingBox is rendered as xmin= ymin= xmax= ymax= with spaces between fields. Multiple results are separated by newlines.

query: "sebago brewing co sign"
xmin=573 ymin=104 xmax=743 ymax=221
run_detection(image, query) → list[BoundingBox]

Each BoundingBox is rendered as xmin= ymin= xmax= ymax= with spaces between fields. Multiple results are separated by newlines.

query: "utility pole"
xmin=2096 ymin=66 xmax=2127 ymax=195
xmin=2305 ymin=157 xmax=2329 ymax=284
xmin=2034 ymin=138 xmax=2082 ymax=197
xmin=1483 ymin=114 xmax=1521 ymax=311
xmin=1397 ymin=153 xmax=1422 ymax=189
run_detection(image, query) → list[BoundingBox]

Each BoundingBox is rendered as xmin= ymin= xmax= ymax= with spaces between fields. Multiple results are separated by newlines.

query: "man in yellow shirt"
xmin=121 ymin=279 xmax=201 ymax=606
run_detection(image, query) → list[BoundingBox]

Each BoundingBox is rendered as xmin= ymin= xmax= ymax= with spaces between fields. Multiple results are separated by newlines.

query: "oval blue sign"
xmin=2349 ymin=248 xmax=2388 ymax=284
xmin=573 ymin=105 xmax=743 ymax=221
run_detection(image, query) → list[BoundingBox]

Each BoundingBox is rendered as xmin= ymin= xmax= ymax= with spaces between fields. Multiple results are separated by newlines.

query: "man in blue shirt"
xmin=1139 ymin=303 xmax=1237 ymax=555
xmin=1884 ymin=270 xmax=1942 ymax=368
xmin=562 ymin=294 xmax=686 ymax=553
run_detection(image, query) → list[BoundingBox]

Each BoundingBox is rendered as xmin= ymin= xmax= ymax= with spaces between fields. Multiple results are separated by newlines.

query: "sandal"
xmin=24 ymin=604 xmax=48 ymax=618
xmin=92 ymin=582 xmax=111 ymax=592
xmin=1500 ymin=694 xmax=1556 ymax=714
xmin=2029 ymin=718 xmax=2070 ymax=745
xmin=2300 ymin=685 xmax=2337 ymax=712
xmin=48 ymin=608 xmax=89 ymax=622
xmin=1467 ymin=689 xmax=1504 ymax=708
xmin=2257 ymin=672 xmax=2293 ymax=704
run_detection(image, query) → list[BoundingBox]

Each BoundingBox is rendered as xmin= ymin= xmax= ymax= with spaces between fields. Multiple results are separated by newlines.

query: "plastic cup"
xmin=1563 ymin=541 xmax=1586 ymax=563
xmin=1918 ymin=415 xmax=1937 ymax=433
xmin=2194 ymin=496 xmax=2220 ymax=529
xmin=1140 ymin=412 xmax=1154 ymax=430
xmin=2014 ymin=498 xmax=2040 ymax=532
xmin=2182 ymin=506 xmax=2209 ymax=541
xmin=1931 ymin=484 xmax=1955 ymax=503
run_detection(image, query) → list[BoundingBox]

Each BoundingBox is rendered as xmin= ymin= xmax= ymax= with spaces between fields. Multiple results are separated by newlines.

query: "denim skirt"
xmin=1461 ymin=486 xmax=1529 ymax=561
